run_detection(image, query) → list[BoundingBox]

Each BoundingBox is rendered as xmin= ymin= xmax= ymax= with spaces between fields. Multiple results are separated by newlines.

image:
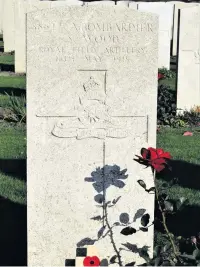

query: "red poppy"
xmin=158 ymin=73 xmax=165 ymax=80
xmin=83 ymin=256 xmax=100 ymax=267
xmin=134 ymin=147 xmax=171 ymax=172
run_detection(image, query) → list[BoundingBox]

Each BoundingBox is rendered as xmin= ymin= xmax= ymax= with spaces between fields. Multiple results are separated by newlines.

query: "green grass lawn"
xmin=0 ymin=76 xmax=26 ymax=107
xmin=0 ymin=53 xmax=14 ymax=65
xmin=156 ymin=127 xmax=200 ymax=246
xmin=0 ymin=76 xmax=26 ymax=89
xmin=0 ymin=123 xmax=26 ymax=204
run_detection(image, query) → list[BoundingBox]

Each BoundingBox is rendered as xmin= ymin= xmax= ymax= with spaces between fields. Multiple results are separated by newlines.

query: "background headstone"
xmin=172 ymin=2 xmax=199 ymax=56
xmin=0 ymin=0 xmax=5 ymax=34
xmin=27 ymin=6 xmax=158 ymax=265
xmin=14 ymin=0 xmax=83 ymax=73
xmin=3 ymin=0 xmax=15 ymax=52
xmin=177 ymin=6 xmax=200 ymax=112
xmin=138 ymin=2 xmax=173 ymax=69
xmin=83 ymin=1 xmax=115 ymax=6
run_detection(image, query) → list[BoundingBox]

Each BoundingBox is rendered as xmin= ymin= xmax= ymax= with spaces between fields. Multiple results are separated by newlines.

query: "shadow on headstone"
xmin=0 ymin=159 xmax=26 ymax=181
xmin=0 ymin=196 xmax=27 ymax=265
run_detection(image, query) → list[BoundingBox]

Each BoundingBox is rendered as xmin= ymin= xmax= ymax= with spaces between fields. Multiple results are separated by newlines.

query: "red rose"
xmin=135 ymin=147 xmax=171 ymax=173
xmin=83 ymin=256 xmax=100 ymax=267
xmin=158 ymin=73 xmax=165 ymax=80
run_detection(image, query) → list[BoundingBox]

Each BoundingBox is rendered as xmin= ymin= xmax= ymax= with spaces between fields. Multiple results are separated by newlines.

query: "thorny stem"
xmin=153 ymin=170 xmax=179 ymax=260
xmin=104 ymin=203 xmax=123 ymax=266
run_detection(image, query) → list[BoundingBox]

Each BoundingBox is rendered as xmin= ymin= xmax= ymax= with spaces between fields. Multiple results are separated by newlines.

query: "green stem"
xmin=153 ymin=170 xmax=179 ymax=259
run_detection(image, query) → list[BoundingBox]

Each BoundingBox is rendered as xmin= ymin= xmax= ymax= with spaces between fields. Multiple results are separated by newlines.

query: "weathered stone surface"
xmin=172 ymin=2 xmax=199 ymax=56
xmin=138 ymin=2 xmax=173 ymax=69
xmin=14 ymin=0 xmax=83 ymax=73
xmin=177 ymin=6 xmax=200 ymax=112
xmin=83 ymin=1 xmax=115 ymax=6
xmin=129 ymin=1 xmax=138 ymax=9
xmin=3 ymin=0 xmax=15 ymax=52
xmin=116 ymin=1 xmax=129 ymax=7
xmin=27 ymin=6 xmax=158 ymax=266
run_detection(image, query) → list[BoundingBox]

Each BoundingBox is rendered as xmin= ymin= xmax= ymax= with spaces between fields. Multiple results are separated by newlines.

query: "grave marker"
xmin=177 ymin=6 xmax=200 ymax=112
xmin=138 ymin=2 xmax=173 ymax=69
xmin=27 ymin=6 xmax=158 ymax=265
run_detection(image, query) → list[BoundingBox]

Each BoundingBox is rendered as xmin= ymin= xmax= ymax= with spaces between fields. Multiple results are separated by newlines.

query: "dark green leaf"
xmin=120 ymin=227 xmax=136 ymax=236
xmin=164 ymin=200 xmax=174 ymax=212
xmin=176 ymin=197 xmax=189 ymax=211
xmin=153 ymin=246 xmax=162 ymax=258
xmin=154 ymin=257 xmax=162 ymax=266
xmin=193 ymin=249 xmax=200 ymax=260
xmin=163 ymin=243 xmax=171 ymax=253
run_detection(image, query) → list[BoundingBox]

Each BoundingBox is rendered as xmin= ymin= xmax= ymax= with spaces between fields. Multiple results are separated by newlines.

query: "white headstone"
xmin=172 ymin=2 xmax=199 ymax=56
xmin=27 ymin=6 xmax=158 ymax=266
xmin=129 ymin=2 xmax=138 ymax=9
xmin=116 ymin=1 xmax=129 ymax=7
xmin=3 ymin=0 xmax=15 ymax=52
xmin=14 ymin=0 xmax=83 ymax=73
xmin=83 ymin=1 xmax=115 ymax=6
xmin=0 ymin=0 xmax=5 ymax=34
xmin=177 ymin=6 xmax=200 ymax=112
xmin=138 ymin=2 xmax=173 ymax=69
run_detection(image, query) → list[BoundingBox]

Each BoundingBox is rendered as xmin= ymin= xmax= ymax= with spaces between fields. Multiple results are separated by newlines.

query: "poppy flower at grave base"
xmin=83 ymin=256 xmax=100 ymax=267
xmin=158 ymin=73 xmax=165 ymax=80
xmin=134 ymin=147 xmax=171 ymax=173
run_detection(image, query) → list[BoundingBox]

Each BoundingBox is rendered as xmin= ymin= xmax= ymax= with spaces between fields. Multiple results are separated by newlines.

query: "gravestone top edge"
xmin=26 ymin=5 xmax=159 ymax=20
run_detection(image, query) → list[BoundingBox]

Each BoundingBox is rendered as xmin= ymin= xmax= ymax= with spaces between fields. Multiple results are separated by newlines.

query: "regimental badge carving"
xmin=36 ymin=70 xmax=148 ymax=141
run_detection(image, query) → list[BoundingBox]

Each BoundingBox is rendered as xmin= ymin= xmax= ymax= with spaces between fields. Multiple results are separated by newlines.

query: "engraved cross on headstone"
xmin=36 ymin=70 xmax=148 ymax=141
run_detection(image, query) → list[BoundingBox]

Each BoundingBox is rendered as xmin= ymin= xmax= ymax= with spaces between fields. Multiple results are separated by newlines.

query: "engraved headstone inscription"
xmin=27 ymin=7 xmax=158 ymax=266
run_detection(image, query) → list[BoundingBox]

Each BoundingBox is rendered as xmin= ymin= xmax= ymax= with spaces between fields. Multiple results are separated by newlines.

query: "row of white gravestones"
xmin=13 ymin=1 xmax=171 ymax=73
xmin=4 ymin=0 xmax=200 ymax=70
xmin=27 ymin=6 xmax=158 ymax=266
xmin=176 ymin=6 xmax=200 ymax=112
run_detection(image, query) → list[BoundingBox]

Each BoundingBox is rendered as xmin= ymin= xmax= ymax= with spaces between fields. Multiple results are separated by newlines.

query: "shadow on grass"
xmin=159 ymin=159 xmax=200 ymax=190
xmin=0 ymin=87 xmax=26 ymax=96
xmin=0 ymin=159 xmax=26 ymax=181
xmin=155 ymin=203 xmax=200 ymax=238
xmin=0 ymin=196 xmax=27 ymax=265
xmin=0 ymin=64 xmax=14 ymax=72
